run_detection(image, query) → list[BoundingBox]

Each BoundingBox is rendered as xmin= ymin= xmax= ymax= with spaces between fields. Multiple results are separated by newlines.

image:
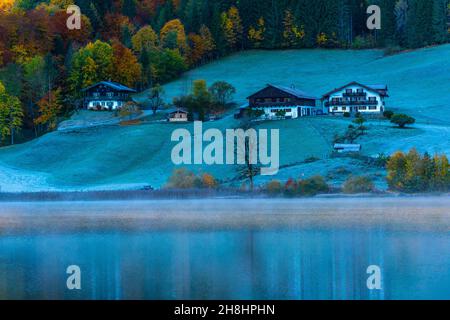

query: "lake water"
xmin=0 ymin=197 xmax=449 ymax=300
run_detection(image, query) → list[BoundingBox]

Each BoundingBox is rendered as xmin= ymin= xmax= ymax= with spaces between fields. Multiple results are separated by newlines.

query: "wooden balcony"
xmin=326 ymin=100 xmax=378 ymax=106
xmin=342 ymin=91 xmax=367 ymax=97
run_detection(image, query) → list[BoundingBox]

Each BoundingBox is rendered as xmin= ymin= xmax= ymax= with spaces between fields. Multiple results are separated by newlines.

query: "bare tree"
xmin=148 ymin=84 xmax=165 ymax=115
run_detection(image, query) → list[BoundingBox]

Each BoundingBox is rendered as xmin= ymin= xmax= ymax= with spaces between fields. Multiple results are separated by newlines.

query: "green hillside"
xmin=1 ymin=45 xmax=450 ymax=192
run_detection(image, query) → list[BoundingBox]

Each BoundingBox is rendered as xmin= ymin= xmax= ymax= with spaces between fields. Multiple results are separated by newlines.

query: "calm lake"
xmin=0 ymin=197 xmax=449 ymax=300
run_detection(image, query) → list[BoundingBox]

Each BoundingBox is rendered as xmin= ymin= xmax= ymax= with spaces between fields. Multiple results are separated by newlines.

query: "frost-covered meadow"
xmin=0 ymin=45 xmax=449 ymax=192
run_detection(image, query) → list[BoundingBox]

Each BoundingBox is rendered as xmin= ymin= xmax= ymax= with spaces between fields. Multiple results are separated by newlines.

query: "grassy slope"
xmin=1 ymin=45 xmax=449 ymax=191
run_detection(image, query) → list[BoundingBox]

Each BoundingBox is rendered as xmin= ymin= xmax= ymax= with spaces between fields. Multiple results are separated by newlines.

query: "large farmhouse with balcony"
xmin=322 ymin=82 xmax=388 ymax=115
xmin=246 ymin=84 xmax=321 ymax=119
xmin=82 ymin=81 xmax=137 ymax=111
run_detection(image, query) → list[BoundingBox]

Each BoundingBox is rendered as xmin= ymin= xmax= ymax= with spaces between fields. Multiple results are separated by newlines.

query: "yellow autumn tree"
xmin=282 ymin=10 xmax=304 ymax=47
xmin=81 ymin=56 xmax=97 ymax=88
xmin=160 ymin=19 xmax=188 ymax=53
xmin=221 ymin=6 xmax=243 ymax=50
xmin=0 ymin=81 xmax=23 ymax=145
xmin=199 ymin=25 xmax=215 ymax=57
xmin=132 ymin=25 xmax=158 ymax=53
xmin=386 ymin=151 xmax=407 ymax=190
xmin=316 ymin=32 xmax=328 ymax=46
xmin=248 ymin=17 xmax=265 ymax=48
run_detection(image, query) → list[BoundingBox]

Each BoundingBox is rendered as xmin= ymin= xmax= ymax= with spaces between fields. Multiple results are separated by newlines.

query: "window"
xmin=107 ymin=92 xmax=114 ymax=98
xmin=342 ymin=107 xmax=347 ymax=111
xmin=346 ymin=89 xmax=352 ymax=94
xmin=332 ymin=107 xmax=338 ymax=111
xmin=357 ymin=88 xmax=363 ymax=93
xmin=369 ymin=106 xmax=377 ymax=110
xmin=285 ymin=109 xmax=291 ymax=112
xmin=359 ymin=106 xmax=367 ymax=110
xmin=369 ymin=97 xmax=377 ymax=102
xmin=93 ymin=92 xmax=100 ymax=97
xmin=272 ymin=98 xmax=277 ymax=102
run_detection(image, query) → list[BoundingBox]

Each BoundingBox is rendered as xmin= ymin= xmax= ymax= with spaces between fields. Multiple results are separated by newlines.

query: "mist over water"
xmin=0 ymin=198 xmax=449 ymax=300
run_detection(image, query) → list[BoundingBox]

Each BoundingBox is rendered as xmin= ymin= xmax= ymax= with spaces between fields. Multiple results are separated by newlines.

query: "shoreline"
xmin=0 ymin=189 xmax=449 ymax=202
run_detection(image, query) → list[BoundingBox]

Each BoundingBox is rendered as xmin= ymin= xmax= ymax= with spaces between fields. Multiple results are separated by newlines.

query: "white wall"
xmin=87 ymin=100 xmax=123 ymax=110
xmin=254 ymin=106 xmax=319 ymax=119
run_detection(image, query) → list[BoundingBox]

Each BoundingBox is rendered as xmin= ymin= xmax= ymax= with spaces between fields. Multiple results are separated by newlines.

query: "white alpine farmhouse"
xmin=322 ymin=81 xmax=388 ymax=115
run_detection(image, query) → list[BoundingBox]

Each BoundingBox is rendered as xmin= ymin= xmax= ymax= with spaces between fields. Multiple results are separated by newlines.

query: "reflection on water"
xmin=0 ymin=199 xmax=449 ymax=300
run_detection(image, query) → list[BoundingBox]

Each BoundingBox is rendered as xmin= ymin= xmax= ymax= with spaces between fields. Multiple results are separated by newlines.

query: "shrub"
xmin=390 ymin=113 xmax=415 ymax=128
xmin=165 ymin=168 xmax=201 ymax=189
xmin=166 ymin=169 xmax=219 ymax=189
xmin=119 ymin=102 xmax=142 ymax=120
xmin=383 ymin=110 xmax=394 ymax=119
xmin=304 ymin=156 xmax=320 ymax=163
xmin=284 ymin=178 xmax=298 ymax=196
xmin=352 ymin=35 xmax=375 ymax=49
xmin=202 ymin=173 xmax=218 ymax=189
xmin=384 ymin=45 xmax=403 ymax=56
xmin=343 ymin=176 xmax=375 ymax=193
xmin=298 ymin=176 xmax=329 ymax=195
xmin=343 ymin=112 xmax=351 ymax=118
xmin=265 ymin=180 xmax=282 ymax=194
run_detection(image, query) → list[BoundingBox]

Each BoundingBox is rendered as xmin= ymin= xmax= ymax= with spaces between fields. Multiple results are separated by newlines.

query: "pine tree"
xmin=395 ymin=0 xmax=409 ymax=45
xmin=431 ymin=0 xmax=448 ymax=44
xmin=377 ymin=0 xmax=397 ymax=46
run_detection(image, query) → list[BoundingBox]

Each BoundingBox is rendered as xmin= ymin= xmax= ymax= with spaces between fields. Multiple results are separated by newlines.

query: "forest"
xmin=0 ymin=0 xmax=448 ymax=145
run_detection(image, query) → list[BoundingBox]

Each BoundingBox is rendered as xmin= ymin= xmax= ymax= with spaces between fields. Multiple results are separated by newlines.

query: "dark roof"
xmin=367 ymin=84 xmax=387 ymax=91
xmin=82 ymin=81 xmax=137 ymax=93
xmin=247 ymin=84 xmax=319 ymax=100
xmin=322 ymin=81 xmax=388 ymax=99
xmin=169 ymin=108 xmax=188 ymax=114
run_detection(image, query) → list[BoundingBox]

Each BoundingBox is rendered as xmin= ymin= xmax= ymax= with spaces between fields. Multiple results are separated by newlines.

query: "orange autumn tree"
xmin=111 ymin=41 xmax=142 ymax=88
xmin=102 ymin=13 xmax=135 ymax=41
xmin=187 ymin=33 xmax=204 ymax=66
xmin=202 ymin=173 xmax=218 ymax=189
xmin=35 ymin=88 xmax=63 ymax=131
xmin=0 ymin=0 xmax=14 ymax=12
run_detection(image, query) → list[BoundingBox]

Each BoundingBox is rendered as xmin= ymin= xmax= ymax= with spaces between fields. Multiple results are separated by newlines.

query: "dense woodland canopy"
xmin=0 ymin=0 xmax=448 ymax=144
